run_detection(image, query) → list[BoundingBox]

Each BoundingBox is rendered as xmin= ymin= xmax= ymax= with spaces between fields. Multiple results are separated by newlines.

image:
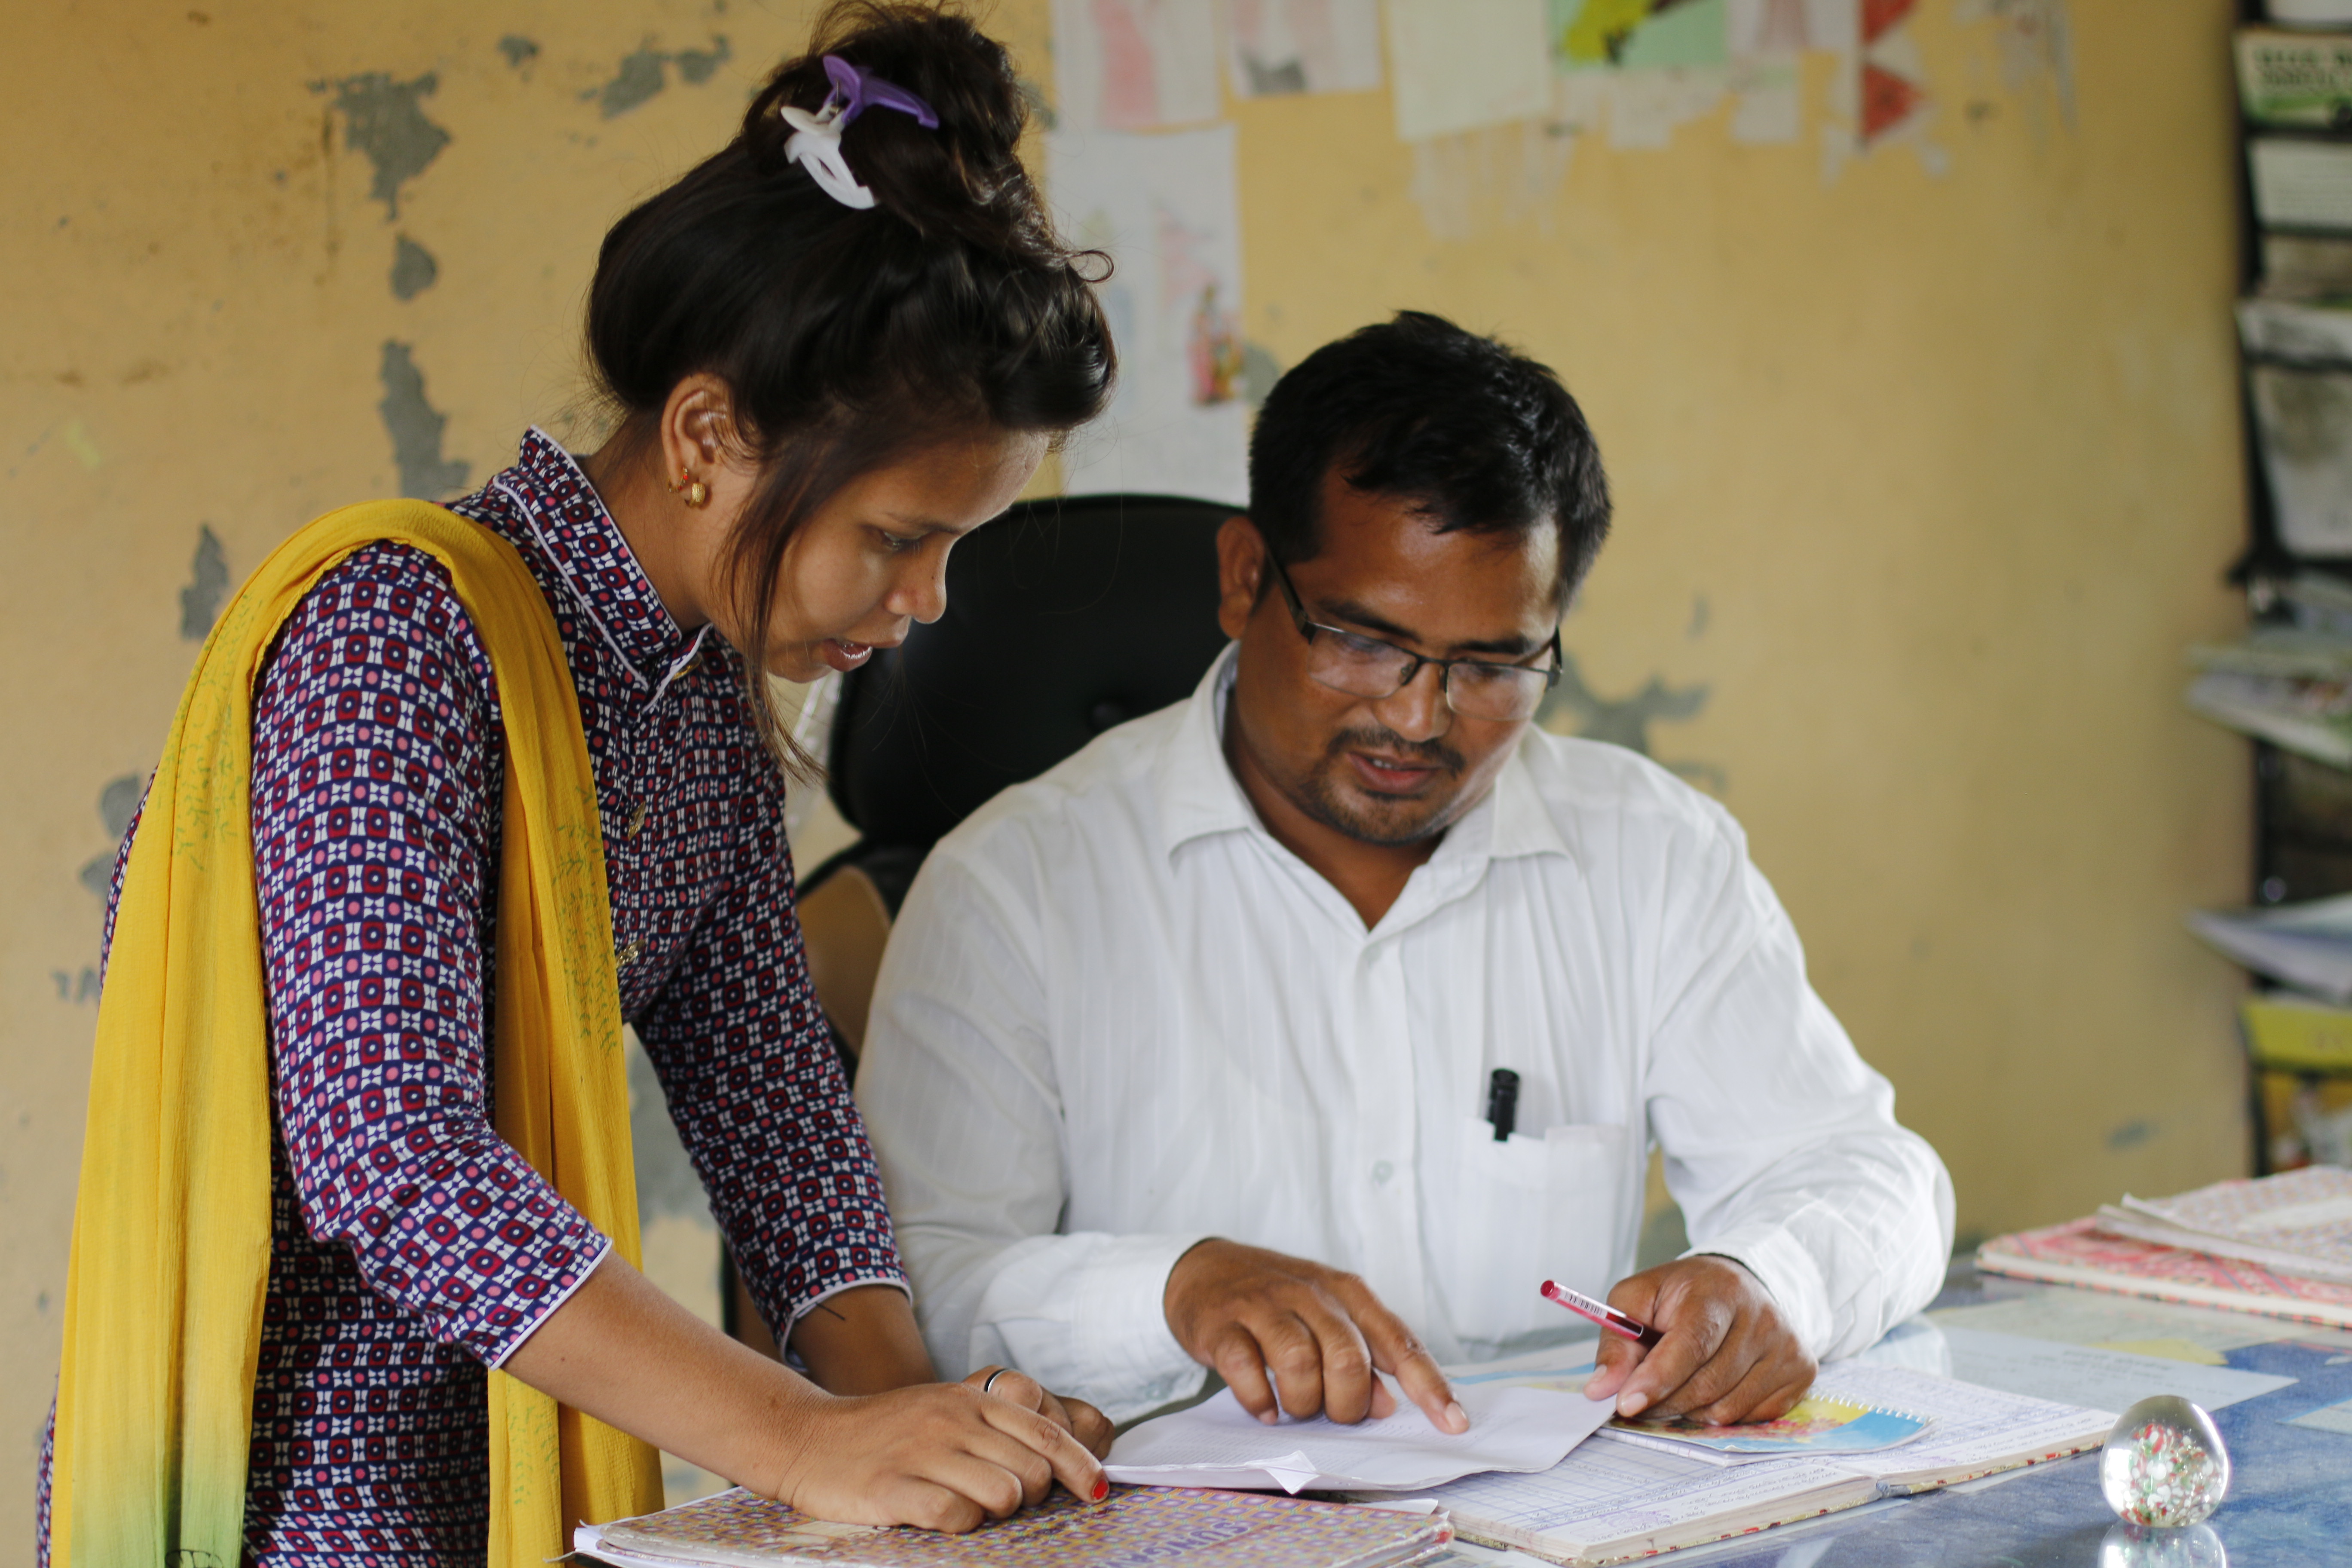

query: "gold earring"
xmin=669 ymin=466 xmax=709 ymax=508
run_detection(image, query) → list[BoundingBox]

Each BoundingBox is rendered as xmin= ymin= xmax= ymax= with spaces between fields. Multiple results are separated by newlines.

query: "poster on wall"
xmin=1385 ymin=0 xmax=1553 ymax=141
xmin=1052 ymin=0 xmax=1223 ymax=130
xmin=1047 ymin=124 xmax=1250 ymax=505
xmin=1227 ymin=0 xmax=1385 ymax=98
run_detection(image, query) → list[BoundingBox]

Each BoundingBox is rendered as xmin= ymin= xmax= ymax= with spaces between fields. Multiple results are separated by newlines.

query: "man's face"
xmin=1219 ymin=467 xmax=1562 ymax=849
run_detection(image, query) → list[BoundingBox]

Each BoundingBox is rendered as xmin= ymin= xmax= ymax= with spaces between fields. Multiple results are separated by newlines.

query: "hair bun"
xmin=745 ymin=2 xmax=1038 ymax=250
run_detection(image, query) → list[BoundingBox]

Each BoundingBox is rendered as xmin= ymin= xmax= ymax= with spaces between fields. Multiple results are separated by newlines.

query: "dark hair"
xmin=587 ymin=1 xmax=1115 ymax=767
xmin=1246 ymin=312 xmax=1610 ymax=602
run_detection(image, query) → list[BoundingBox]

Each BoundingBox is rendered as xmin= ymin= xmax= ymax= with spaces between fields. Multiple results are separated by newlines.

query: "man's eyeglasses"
xmin=1266 ymin=556 xmax=1562 ymax=723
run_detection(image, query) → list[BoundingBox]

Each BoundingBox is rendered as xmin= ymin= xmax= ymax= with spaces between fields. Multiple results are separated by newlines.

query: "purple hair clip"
xmin=821 ymin=53 xmax=939 ymax=130
xmin=781 ymin=53 xmax=938 ymax=210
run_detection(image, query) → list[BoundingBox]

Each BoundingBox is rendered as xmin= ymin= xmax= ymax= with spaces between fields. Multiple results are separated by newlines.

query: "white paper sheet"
xmin=1105 ymin=1380 xmax=1611 ymax=1493
xmin=1934 ymin=1326 xmax=2295 ymax=1415
xmin=1046 ymin=124 xmax=1250 ymax=504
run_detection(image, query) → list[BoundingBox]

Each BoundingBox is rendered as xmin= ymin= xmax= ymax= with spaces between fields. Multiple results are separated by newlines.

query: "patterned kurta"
xmin=38 ymin=431 xmax=904 ymax=1564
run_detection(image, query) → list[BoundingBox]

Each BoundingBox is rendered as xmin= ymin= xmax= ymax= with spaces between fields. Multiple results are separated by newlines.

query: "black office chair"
xmin=724 ymin=491 xmax=1236 ymax=1359
xmin=811 ymin=490 xmax=1238 ymax=917
xmin=791 ymin=491 xmax=1236 ymax=1047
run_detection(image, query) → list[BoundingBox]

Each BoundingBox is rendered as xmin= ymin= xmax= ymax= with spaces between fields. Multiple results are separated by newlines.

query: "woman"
xmin=43 ymin=4 xmax=1117 ymax=1563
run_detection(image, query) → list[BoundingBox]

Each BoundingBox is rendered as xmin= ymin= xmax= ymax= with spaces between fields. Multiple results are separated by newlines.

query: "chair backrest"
xmin=815 ymin=493 xmax=1236 ymax=912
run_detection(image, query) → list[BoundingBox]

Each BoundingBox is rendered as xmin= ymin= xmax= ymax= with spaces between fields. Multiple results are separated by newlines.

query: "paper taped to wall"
xmin=1386 ymin=0 xmax=1552 ymax=141
xmin=1048 ymin=123 xmax=1250 ymax=503
xmin=1228 ymin=0 xmax=1384 ymax=98
xmin=1053 ymin=0 xmax=1223 ymax=130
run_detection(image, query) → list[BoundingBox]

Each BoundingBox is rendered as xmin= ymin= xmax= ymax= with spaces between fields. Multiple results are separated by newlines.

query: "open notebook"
xmin=1358 ymin=1358 xmax=2114 ymax=1566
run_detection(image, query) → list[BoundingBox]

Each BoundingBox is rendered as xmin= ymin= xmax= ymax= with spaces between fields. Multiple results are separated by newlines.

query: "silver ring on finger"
xmin=982 ymin=1366 xmax=1013 ymax=1395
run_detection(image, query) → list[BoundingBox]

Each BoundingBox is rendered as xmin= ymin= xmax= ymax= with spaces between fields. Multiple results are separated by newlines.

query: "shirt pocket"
xmin=1430 ymin=1117 xmax=1635 ymax=1357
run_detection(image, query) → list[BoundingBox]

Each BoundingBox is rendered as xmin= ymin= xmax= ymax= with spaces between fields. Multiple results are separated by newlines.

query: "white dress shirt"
xmin=858 ymin=648 xmax=1954 ymax=1422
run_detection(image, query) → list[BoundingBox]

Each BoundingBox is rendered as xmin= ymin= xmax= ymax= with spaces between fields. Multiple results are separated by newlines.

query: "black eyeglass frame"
xmin=1265 ymin=554 xmax=1564 ymax=720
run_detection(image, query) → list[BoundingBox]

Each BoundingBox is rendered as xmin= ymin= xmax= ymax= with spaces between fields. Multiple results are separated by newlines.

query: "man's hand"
xmin=1583 ymin=1256 xmax=1814 ymax=1425
xmin=1163 ymin=1239 xmax=1466 ymax=1433
xmin=964 ymin=1366 xmax=1115 ymax=1458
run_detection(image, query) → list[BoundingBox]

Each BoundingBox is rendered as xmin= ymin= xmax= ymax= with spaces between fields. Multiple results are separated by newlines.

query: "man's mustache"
xmin=1324 ymin=726 xmax=1464 ymax=775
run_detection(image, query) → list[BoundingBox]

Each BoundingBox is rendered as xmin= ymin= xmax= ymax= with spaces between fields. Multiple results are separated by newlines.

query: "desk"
xmin=1477 ymin=1264 xmax=2351 ymax=1568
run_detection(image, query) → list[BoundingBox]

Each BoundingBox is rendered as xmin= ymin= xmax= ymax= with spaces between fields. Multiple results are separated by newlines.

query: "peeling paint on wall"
xmin=377 ymin=341 xmax=470 ymax=499
xmin=179 ymin=525 xmax=228 ymax=640
xmin=320 ymin=72 xmax=452 ymax=220
xmin=77 ymin=774 xmax=144 ymax=900
xmin=590 ymin=36 xmax=735 ymax=118
xmin=1541 ymin=652 xmax=1723 ymax=790
xmin=390 ymin=234 xmax=438 ymax=299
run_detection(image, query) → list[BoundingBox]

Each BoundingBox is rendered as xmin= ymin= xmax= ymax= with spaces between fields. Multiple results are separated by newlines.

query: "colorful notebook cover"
xmin=1978 ymin=1217 xmax=2352 ymax=1329
xmin=1609 ymin=1390 xmax=1930 ymax=1456
xmin=582 ymin=1485 xmax=1452 ymax=1568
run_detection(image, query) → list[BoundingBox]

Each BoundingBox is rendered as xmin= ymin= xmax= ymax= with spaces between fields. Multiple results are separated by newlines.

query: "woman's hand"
xmin=761 ymin=1379 xmax=1109 ymax=1532
xmin=963 ymin=1365 xmax=1115 ymax=1458
xmin=505 ymin=1258 xmax=1109 ymax=1534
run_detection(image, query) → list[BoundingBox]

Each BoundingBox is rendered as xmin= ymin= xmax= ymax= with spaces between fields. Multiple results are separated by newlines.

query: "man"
xmin=856 ymin=312 xmax=1953 ymax=1436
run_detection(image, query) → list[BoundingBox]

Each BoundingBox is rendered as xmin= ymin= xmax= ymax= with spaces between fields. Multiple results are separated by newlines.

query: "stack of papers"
xmin=2097 ymin=1167 xmax=2352 ymax=1287
xmin=2185 ymin=893 xmax=2352 ymax=1003
xmin=1105 ymin=1381 xmax=1613 ymax=1493
xmin=2186 ymin=574 xmax=2352 ymax=765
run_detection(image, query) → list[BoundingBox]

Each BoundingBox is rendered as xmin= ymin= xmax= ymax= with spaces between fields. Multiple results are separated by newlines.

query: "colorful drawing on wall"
xmin=1859 ymin=0 xmax=1928 ymax=145
xmin=1533 ymin=0 xmax=1957 ymax=169
xmin=1227 ymin=0 xmax=1384 ymax=98
xmin=1048 ymin=124 xmax=1250 ymax=502
xmin=1386 ymin=0 xmax=1554 ymax=141
xmin=1052 ymin=0 xmax=1222 ymax=131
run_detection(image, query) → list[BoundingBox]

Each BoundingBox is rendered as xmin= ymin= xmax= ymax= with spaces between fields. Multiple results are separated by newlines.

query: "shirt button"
xmin=1372 ymin=1160 xmax=1395 ymax=1184
xmin=624 ymin=802 xmax=649 ymax=839
xmin=616 ymin=938 xmax=643 ymax=967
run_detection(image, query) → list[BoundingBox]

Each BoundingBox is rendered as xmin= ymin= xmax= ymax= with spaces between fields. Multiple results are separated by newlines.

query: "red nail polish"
xmin=1092 ymin=1476 xmax=1110 ymax=1502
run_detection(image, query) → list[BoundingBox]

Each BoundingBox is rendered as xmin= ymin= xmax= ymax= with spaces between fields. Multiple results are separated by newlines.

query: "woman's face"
xmin=738 ymin=430 xmax=1046 ymax=683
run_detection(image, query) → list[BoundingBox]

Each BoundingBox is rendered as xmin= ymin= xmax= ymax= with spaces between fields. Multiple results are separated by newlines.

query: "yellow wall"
xmin=0 ymin=0 xmax=2247 ymax=1536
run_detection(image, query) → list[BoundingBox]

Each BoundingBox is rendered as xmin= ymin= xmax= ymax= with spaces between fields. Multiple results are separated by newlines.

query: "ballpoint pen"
xmin=1540 ymin=1278 xmax=1663 ymax=1350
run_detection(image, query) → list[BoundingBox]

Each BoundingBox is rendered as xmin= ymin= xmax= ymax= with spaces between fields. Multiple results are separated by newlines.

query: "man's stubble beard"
xmin=1284 ymin=726 xmax=1468 ymax=849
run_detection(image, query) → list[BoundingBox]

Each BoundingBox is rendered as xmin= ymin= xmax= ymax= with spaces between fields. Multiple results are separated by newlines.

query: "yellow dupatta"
xmin=50 ymin=501 xmax=663 ymax=1566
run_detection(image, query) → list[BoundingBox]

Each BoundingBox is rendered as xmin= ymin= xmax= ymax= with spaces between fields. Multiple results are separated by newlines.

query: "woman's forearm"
xmin=502 ymin=1250 xmax=820 ymax=1489
xmin=499 ymin=1253 xmax=1109 ymax=1525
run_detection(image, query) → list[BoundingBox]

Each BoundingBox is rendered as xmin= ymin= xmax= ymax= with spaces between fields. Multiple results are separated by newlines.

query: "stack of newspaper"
xmin=2187 ymin=574 xmax=2352 ymax=769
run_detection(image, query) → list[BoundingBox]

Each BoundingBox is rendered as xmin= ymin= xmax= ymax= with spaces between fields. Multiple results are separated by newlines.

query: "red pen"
xmin=1540 ymin=1279 xmax=1663 ymax=1350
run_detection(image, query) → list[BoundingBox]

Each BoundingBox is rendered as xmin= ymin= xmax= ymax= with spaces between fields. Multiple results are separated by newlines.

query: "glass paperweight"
xmin=2100 ymin=1395 xmax=2231 ymax=1529
xmin=2099 ymin=1522 xmax=2227 ymax=1568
